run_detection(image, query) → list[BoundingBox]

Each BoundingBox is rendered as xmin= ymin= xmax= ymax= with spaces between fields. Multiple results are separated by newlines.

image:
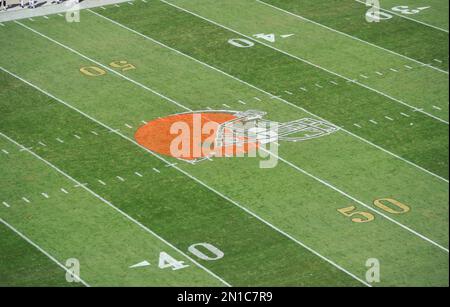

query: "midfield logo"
xmin=135 ymin=110 xmax=339 ymax=167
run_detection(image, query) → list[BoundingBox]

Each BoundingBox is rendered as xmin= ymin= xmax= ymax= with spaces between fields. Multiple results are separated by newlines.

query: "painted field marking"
xmin=238 ymin=100 xmax=246 ymax=105
xmin=0 ymin=132 xmax=231 ymax=287
xmin=141 ymin=120 xmax=147 ymax=124
xmin=253 ymin=97 xmax=261 ymax=101
xmin=152 ymin=168 xmax=161 ymax=173
xmin=10 ymin=22 xmax=449 ymax=252
xmin=360 ymin=74 xmax=369 ymax=79
xmin=330 ymin=81 xmax=338 ymax=85
xmin=384 ymin=116 xmax=394 ymax=121
xmin=19 ymin=147 xmax=32 ymax=152
xmin=60 ymin=188 xmax=69 ymax=194
xmin=134 ymin=171 xmax=143 ymax=177
xmin=0 ymin=219 xmax=90 ymax=286
xmin=354 ymin=0 xmax=449 ymax=33
xmin=353 ymin=123 xmax=362 ymax=128
xmin=22 ymin=197 xmax=31 ymax=204
xmin=0 ymin=73 xmax=369 ymax=287
xmin=88 ymin=10 xmax=449 ymax=182
xmin=57 ymin=14 xmax=63 ymax=17
xmin=369 ymin=119 xmax=378 ymax=125
xmin=389 ymin=68 xmax=398 ymax=73
xmin=114 ymin=4 xmax=120 ymax=7
xmin=74 ymin=134 xmax=81 ymax=139
xmin=256 ymin=0 xmax=449 ymax=74
xmin=433 ymin=106 xmax=442 ymax=111
xmin=222 ymin=103 xmax=231 ymax=108
xmin=404 ymin=65 xmax=413 ymax=69
xmin=259 ymin=147 xmax=449 ymax=253
xmin=7 ymin=64 xmax=449 ymax=260
xmin=0 ymin=23 xmax=5 ymax=27
xmin=125 ymin=123 xmax=133 ymax=128
xmin=2 ymin=149 xmax=9 ymax=155
xmin=142 ymin=0 xmax=147 ymax=2
xmin=375 ymin=71 xmax=383 ymax=76
xmin=41 ymin=193 xmax=49 ymax=199
xmin=28 ymin=18 xmax=34 ymax=22
xmin=19 ymin=59 xmax=450 ymax=257
xmin=2 ymin=202 xmax=10 ymax=208
xmin=56 ymin=138 xmax=64 ymax=143
xmin=155 ymin=2 xmax=449 ymax=124
xmin=315 ymin=83 xmax=323 ymax=88
xmin=100 ymin=6 xmax=106 ymax=10
xmin=116 ymin=176 xmax=125 ymax=182
xmin=400 ymin=112 xmax=410 ymax=118
xmin=128 ymin=1 xmax=134 ymax=5
xmin=98 ymin=179 xmax=107 ymax=186
xmin=38 ymin=141 xmax=47 ymax=147
xmin=74 ymin=183 xmax=88 ymax=188
xmin=433 ymin=59 xmax=443 ymax=63
xmin=43 ymin=16 xmax=49 ymax=20
xmin=284 ymin=90 xmax=293 ymax=95
xmin=91 ymin=130 xmax=99 ymax=136
xmin=300 ymin=87 xmax=307 ymax=92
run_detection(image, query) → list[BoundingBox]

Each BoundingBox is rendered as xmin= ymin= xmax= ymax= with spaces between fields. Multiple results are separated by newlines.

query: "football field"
xmin=0 ymin=0 xmax=448 ymax=287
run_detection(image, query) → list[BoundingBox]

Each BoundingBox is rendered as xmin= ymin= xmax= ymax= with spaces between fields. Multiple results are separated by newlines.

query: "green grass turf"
xmin=166 ymin=0 xmax=449 ymax=123
xmin=0 ymin=69 xmax=362 ymax=286
xmin=379 ymin=0 xmax=449 ymax=30
xmin=0 ymin=6 xmax=448 ymax=286
xmin=259 ymin=0 xmax=449 ymax=70
xmin=0 ymin=223 xmax=80 ymax=287
xmin=92 ymin=0 xmax=449 ymax=179
xmin=0 ymin=131 xmax=228 ymax=287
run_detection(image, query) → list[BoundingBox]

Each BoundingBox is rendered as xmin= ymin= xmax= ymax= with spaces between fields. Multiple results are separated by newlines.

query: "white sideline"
xmin=12 ymin=23 xmax=449 ymax=251
xmin=354 ymin=0 xmax=449 ymax=33
xmin=0 ymin=67 xmax=371 ymax=287
xmin=0 ymin=131 xmax=231 ymax=287
xmin=88 ymin=9 xmax=449 ymax=183
xmin=256 ymin=0 xmax=448 ymax=75
xmin=160 ymin=0 xmax=449 ymax=125
xmin=0 ymin=218 xmax=90 ymax=287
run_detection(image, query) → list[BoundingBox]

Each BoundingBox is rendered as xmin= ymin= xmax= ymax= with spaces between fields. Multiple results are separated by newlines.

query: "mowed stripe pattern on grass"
xmin=0 ymin=69 xmax=363 ymax=286
xmin=1 ymin=11 xmax=448 ymax=286
xmin=93 ymin=0 xmax=448 ymax=179
xmin=259 ymin=0 xmax=449 ymax=70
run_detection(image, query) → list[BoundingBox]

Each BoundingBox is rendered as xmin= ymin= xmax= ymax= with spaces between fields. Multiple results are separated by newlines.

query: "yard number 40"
xmin=338 ymin=198 xmax=410 ymax=223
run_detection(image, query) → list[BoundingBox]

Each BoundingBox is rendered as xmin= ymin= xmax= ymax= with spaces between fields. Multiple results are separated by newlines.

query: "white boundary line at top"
xmin=0 ymin=67 xmax=370 ymax=287
xmin=0 ymin=218 xmax=90 ymax=287
xmin=10 ymin=22 xmax=448 ymax=252
xmin=255 ymin=0 xmax=448 ymax=75
xmin=88 ymin=9 xmax=449 ymax=183
xmin=354 ymin=0 xmax=449 ymax=33
xmin=159 ymin=0 xmax=448 ymax=125
xmin=0 ymin=131 xmax=231 ymax=287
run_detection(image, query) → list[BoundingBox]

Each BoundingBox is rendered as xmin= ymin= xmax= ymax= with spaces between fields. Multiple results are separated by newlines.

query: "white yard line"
xmin=158 ymin=1 xmax=448 ymax=124
xmin=259 ymin=148 xmax=449 ymax=253
xmin=0 ymin=69 xmax=370 ymax=287
xmin=60 ymin=188 xmax=69 ymax=194
xmin=0 ymin=218 xmax=90 ymax=287
xmin=7 ymin=61 xmax=447 ymax=256
xmin=0 ymin=132 xmax=231 ymax=287
xmin=354 ymin=0 xmax=449 ymax=33
xmin=2 ymin=201 xmax=10 ymax=208
xmin=256 ymin=0 xmax=449 ymax=74
xmin=31 ymin=12 xmax=450 ymax=183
